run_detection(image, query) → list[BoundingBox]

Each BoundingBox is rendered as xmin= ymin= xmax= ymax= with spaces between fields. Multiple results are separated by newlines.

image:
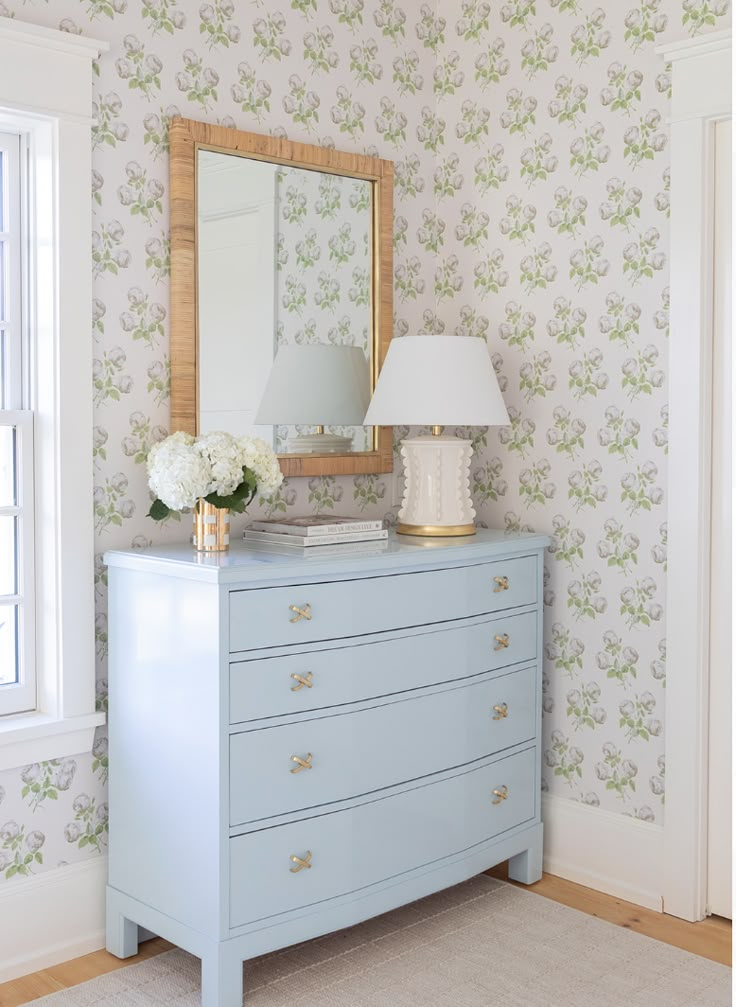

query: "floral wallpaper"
xmin=0 ymin=0 xmax=729 ymax=883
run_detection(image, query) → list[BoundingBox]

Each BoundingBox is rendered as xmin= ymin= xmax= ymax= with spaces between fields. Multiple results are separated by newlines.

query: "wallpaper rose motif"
xmin=0 ymin=0 xmax=730 ymax=881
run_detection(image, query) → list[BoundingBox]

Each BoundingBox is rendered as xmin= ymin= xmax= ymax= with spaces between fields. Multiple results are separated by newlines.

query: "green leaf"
xmin=148 ymin=498 xmax=171 ymax=521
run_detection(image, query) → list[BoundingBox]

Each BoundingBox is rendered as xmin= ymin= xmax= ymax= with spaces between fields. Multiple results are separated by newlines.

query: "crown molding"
xmin=656 ymin=28 xmax=731 ymax=61
xmin=0 ymin=17 xmax=109 ymax=60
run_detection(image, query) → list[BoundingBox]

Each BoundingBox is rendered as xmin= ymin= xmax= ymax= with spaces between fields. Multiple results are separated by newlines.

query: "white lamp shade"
xmin=255 ymin=345 xmax=371 ymax=426
xmin=363 ymin=336 xmax=509 ymax=428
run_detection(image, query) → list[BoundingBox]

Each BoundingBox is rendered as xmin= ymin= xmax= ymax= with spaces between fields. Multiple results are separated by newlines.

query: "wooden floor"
xmin=487 ymin=862 xmax=731 ymax=967
xmin=0 ymin=868 xmax=730 ymax=1007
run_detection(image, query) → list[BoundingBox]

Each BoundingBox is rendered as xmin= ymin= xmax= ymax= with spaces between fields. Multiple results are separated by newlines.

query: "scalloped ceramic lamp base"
xmin=193 ymin=498 xmax=230 ymax=552
xmin=396 ymin=434 xmax=476 ymax=537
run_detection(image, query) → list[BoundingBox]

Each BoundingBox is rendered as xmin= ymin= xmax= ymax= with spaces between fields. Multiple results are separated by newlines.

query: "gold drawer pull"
xmin=492 ymin=786 xmax=509 ymax=805
xmin=290 ymin=672 xmax=314 ymax=691
xmin=289 ymin=603 xmax=312 ymax=623
xmin=290 ymin=753 xmax=313 ymax=773
xmin=289 ymin=850 xmax=312 ymax=873
xmin=493 ymin=576 xmax=509 ymax=592
xmin=494 ymin=633 xmax=510 ymax=651
xmin=492 ymin=703 xmax=509 ymax=720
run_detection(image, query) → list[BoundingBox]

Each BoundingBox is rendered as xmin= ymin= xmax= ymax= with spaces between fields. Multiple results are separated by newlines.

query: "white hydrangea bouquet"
xmin=147 ymin=430 xmax=283 ymax=522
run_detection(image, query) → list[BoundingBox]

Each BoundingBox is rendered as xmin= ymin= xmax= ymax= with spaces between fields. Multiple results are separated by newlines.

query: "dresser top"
xmin=104 ymin=528 xmax=549 ymax=585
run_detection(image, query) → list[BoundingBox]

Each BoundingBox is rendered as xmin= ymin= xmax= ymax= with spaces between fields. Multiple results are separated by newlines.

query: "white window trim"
xmin=656 ymin=29 xmax=731 ymax=922
xmin=0 ymin=126 xmax=37 ymax=718
xmin=0 ymin=20 xmax=109 ymax=770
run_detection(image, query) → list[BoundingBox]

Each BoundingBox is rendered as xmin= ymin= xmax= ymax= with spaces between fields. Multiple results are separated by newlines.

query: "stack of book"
xmin=244 ymin=515 xmax=388 ymax=549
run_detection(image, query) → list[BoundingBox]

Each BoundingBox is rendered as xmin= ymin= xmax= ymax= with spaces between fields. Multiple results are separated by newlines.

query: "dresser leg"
xmin=508 ymin=832 xmax=543 ymax=885
xmin=201 ymin=946 xmax=244 ymax=1007
xmin=105 ymin=895 xmax=139 ymax=959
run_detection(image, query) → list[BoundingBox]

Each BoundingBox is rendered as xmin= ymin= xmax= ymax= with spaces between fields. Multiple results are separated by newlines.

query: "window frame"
xmin=0 ymin=19 xmax=108 ymax=769
xmin=0 ymin=127 xmax=36 ymax=717
xmin=0 ymin=411 xmax=36 ymax=715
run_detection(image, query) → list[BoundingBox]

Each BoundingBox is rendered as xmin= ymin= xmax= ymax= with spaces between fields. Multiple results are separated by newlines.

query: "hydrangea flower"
xmin=147 ymin=431 xmax=283 ymax=520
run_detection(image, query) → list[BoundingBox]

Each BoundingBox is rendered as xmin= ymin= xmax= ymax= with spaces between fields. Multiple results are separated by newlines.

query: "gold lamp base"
xmin=396 ymin=522 xmax=476 ymax=538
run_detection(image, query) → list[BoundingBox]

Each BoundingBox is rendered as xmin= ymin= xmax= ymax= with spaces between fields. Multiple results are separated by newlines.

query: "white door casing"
xmin=657 ymin=30 xmax=731 ymax=923
xmin=706 ymin=116 xmax=732 ymax=921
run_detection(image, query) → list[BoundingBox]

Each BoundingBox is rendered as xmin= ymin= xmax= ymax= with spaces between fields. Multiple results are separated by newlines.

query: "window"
xmin=0 ymin=129 xmax=35 ymax=716
xmin=0 ymin=19 xmax=108 ymax=768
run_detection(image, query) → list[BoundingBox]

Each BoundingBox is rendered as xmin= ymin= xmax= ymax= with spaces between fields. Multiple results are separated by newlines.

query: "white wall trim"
xmin=657 ymin=29 xmax=731 ymax=61
xmin=0 ymin=713 xmax=104 ymax=772
xmin=0 ymin=858 xmax=107 ymax=982
xmin=0 ymin=20 xmax=107 ymax=768
xmin=0 ymin=18 xmax=108 ymax=59
xmin=542 ymin=794 xmax=663 ymax=911
xmin=659 ymin=31 xmax=731 ymax=923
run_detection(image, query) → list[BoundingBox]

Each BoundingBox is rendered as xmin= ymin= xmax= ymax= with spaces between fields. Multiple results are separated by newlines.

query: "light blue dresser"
xmin=104 ymin=529 xmax=548 ymax=1006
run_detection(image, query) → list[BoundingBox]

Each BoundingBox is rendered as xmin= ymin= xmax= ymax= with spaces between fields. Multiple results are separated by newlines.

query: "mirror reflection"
xmin=197 ymin=149 xmax=374 ymax=454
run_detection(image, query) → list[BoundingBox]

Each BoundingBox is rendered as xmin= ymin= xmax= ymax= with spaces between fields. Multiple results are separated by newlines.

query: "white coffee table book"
xmin=104 ymin=529 xmax=548 ymax=1006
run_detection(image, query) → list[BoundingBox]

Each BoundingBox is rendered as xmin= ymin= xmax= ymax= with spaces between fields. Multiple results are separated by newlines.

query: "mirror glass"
xmin=197 ymin=149 xmax=374 ymax=454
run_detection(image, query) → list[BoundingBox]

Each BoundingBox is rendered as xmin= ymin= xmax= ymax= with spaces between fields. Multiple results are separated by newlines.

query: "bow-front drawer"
xmin=230 ymin=746 xmax=536 ymax=927
xmin=230 ymin=609 xmax=538 ymax=724
xmin=228 ymin=555 xmax=537 ymax=653
xmin=229 ymin=663 xmax=536 ymax=826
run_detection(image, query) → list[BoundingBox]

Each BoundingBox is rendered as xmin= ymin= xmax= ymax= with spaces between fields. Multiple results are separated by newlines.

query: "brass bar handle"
xmin=290 ymin=672 xmax=314 ymax=691
xmin=493 ymin=576 xmax=509 ymax=593
xmin=289 ymin=850 xmax=312 ymax=873
xmin=492 ymin=703 xmax=509 ymax=721
xmin=290 ymin=753 xmax=313 ymax=774
xmin=492 ymin=786 xmax=509 ymax=805
xmin=289 ymin=603 xmax=312 ymax=623
xmin=494 ymin=633 xmax=510 ymax=651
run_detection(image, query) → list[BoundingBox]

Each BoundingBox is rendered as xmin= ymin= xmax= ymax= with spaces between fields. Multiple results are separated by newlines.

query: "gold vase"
xmin=193 ymin=498 xmax=230 ymax=553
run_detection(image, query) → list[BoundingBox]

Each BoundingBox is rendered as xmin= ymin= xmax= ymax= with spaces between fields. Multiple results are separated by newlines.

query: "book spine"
xmin=301 ymin=530 xmax=388 ymax=546
xmin=243 ymin=531 xmax=309 ymax=546
xmin=303 ymin=521 xmax=383 ymax=537
xmin=244 ymin=529 xmax=388 ymax=547
xmin=249 ymin=519 xmax=383 ymax=537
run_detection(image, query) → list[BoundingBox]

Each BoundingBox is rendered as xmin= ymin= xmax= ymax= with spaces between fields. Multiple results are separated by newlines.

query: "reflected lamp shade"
xmin=364 ymin=336 xmax=510 ymax=537
xmin=255 ymin=345 xmax=371 ymax=453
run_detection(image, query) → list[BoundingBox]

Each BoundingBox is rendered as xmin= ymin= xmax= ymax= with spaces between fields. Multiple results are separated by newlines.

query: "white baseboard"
xmin=542 ymin=793 xmax=664 ymax=911
xmin=0 ymin=857 xmax=107 ymax=982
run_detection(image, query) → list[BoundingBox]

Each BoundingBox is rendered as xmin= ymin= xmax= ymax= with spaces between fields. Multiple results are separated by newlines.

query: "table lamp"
xmin=255 ymin=345 xmax=371 ymax=453
xmin=364 ymin=335 xmax=509 ymax=536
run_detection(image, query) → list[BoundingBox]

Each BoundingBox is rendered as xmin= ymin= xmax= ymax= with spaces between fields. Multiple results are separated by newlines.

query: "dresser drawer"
xmin=230 ymin=746 xmax=536 ymax=926
xmin=230 ymin=664 xmax=536 ymax=826
xmin=230 ymin=609 xmax=537 ymax=724
xmin=229 ymin=555 xmax=537 ymax=653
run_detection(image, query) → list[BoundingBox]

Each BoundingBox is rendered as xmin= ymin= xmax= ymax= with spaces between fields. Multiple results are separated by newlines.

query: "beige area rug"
xmin=31 ymin=876 xmax=730 ymax=1007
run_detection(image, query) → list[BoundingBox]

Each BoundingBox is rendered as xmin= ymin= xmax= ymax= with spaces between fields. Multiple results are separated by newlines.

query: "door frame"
xmin=657 ymin=29 xmax=731 ymax=922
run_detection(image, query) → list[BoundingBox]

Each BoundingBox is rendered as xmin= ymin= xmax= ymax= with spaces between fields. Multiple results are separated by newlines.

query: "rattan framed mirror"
xmin=169 ymin=117 xmax=394 ymax=478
